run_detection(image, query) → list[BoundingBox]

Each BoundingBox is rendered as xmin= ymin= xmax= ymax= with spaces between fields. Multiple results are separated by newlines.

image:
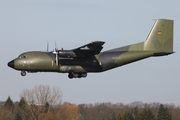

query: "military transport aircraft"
xmin=8 ymin=19 xmax=174 ymax=79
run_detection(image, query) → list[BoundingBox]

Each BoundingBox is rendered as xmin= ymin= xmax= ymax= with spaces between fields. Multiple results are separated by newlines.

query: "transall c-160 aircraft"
xmin=8 ymin=19 xmax=174 ymax=79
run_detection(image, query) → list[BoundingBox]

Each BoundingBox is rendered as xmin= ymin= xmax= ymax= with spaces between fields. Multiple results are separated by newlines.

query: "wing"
xmin=72 ymin=41 xmax=105 ymax=56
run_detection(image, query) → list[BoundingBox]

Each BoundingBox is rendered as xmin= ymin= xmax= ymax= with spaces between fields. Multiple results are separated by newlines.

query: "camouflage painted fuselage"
xmin=12 ymin=47 xmax=171 ymax=74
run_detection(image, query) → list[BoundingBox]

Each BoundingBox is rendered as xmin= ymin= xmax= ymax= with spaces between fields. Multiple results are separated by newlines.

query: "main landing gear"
xmin=21 ymin=71 xmax=26 ymax=76
xmin=68 ymin=72 xmax=87 ymax=79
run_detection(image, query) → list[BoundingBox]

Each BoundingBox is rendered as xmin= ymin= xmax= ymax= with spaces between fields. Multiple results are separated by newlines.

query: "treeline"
xmin=78 ymin=102 xmax=179 ymax=120
xmin=0 ymin=85 xmax=180 ymax=120
xmin=1 ymin=98 xmax=180 ymax=120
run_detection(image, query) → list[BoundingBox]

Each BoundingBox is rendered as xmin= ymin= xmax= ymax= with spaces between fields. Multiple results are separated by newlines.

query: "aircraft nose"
xmin=8 ymin=60 xmax=14 ymax=68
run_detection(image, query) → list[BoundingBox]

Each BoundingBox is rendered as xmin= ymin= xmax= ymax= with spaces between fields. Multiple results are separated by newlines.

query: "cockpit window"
xmin=18 ymin=55 xmax=26 ymax=59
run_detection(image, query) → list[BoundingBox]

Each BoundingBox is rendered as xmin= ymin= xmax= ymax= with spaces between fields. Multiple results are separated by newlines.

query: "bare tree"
xmin=20 ymin=85 xmax=63 ymax=106
xmin=19 ymin=85 xmax=63 ymax=120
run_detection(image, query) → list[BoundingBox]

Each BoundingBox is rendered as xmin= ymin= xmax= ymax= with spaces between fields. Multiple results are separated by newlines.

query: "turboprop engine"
xmin=58 ymin=50 xmax=77 ymax=58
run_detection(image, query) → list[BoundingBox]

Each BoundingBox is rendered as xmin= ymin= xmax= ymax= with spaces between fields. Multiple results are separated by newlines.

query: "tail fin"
xmin=144 ymin=19 xmax=174 ymax=54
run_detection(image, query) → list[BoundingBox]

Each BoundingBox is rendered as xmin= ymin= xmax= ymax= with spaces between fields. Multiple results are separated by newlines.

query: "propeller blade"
xmin=56 ymin=53 xmax=58 ymax=66
xmin=55 ymin=41 xmax=58 ymax=52
xmin=47 ymin=42 xmax=49 ymax=51
xmin=52 ymin=42 xmax=59 ymax=66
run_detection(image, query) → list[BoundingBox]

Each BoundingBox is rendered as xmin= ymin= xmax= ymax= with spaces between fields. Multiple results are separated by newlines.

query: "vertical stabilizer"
xmin=144 ymin=19 xmax=173 ymax=53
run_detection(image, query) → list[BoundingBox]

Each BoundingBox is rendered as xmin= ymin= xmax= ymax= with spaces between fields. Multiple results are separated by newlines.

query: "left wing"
xmin=72 ymin=41 xmax=105 ymax=56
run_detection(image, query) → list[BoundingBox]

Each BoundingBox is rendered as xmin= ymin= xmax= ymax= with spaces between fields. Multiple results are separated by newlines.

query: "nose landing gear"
xmin=21 ymin=71 xmax=26 ymax=76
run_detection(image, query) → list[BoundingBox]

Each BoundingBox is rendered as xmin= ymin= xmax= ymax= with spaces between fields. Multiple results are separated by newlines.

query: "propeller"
xmin=53 ymin=42 xmax=59 ymax=66
xmin=47 ymin=42 xmax=49 ymax=51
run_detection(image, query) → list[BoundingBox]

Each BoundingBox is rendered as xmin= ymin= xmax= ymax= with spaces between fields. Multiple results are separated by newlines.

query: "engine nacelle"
xmin=59 ymin=50 xmax=77 ymax=58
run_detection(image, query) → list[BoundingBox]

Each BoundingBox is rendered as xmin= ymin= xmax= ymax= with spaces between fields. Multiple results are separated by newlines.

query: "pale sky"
xmin=1 ymin=0 xmax=180 ymax=105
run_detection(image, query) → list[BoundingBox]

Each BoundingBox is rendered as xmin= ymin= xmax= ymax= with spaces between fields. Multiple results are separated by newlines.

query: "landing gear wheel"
xmin=78 ymin=73 xmax=87 ymax=78
xmin=73 ymin=73 xmax=78 ymax=78
xmin=21 ymin=71 xmax=26 ymax=76
xmin=78 ymin=74 xmax=82 ymax=78
xmin=81 ymin=73 xmax=87 ymax=78
xmin=68 ymin=73 xmax=73 ymax=79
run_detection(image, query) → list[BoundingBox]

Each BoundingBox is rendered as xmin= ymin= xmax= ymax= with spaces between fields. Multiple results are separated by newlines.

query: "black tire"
xmin=21 ymin=71 xmax=26 ymax=76
xmin=68 ymin=73 xmax=73 ymax=79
